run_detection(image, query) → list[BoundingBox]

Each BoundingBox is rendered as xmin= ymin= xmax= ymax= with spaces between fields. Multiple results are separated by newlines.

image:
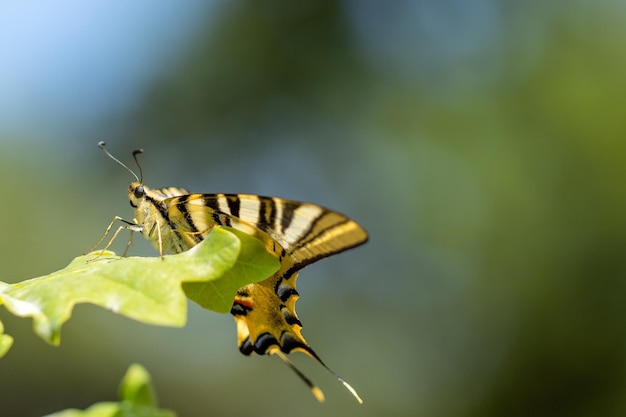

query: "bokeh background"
xmin=1 ymin=1 xmax=625 ymax=416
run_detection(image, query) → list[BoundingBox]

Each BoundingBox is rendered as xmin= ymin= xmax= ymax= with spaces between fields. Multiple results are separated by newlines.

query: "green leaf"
xmin=182 ymin=227 xmax=281 ymax=313
xmin=45 ymin=364 xmax=176 ymax=417
xmin=118 ymin=364 xmax=157 ymax=407
xmin=0 ymin=227 xmax=278 ymax=346
xmin=44 ymin=402 xmax=121 ymax=417
xmin=0 ymin=318 xmax=13 ymax=358
xmin=46 ymin=403 xmax=175 ymax=417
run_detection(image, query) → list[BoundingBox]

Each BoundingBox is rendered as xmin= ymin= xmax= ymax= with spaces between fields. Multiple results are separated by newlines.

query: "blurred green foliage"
xmin=0 ymin=1 xmax=624 ymax=416
xmin=47 ymin=364 xmax=175 ymax=417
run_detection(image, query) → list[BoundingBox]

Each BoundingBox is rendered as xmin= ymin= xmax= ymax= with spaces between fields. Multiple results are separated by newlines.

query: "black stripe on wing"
xmin=175 ymin=193 xmax=367 ymax=269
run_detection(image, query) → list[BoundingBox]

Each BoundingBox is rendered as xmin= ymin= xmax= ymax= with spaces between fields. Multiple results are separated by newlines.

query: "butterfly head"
xmin=127 ymin=181 xmax=157 ymax=229
xmin=128 ymin=181 xmax=147 ymax=208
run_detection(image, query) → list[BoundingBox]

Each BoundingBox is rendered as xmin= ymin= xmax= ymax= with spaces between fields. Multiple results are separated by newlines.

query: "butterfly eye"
xmin=133 ymin=185 xmax=145 ymax=199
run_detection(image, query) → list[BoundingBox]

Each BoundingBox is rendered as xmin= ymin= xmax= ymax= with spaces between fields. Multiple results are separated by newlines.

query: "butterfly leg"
xmin=121 ymin=228 xmax=136 ymax=257
xmin=84 ymin=216 xmax=143 ymax=255
xmin=156 ymin=218 xmax=164 ymax=259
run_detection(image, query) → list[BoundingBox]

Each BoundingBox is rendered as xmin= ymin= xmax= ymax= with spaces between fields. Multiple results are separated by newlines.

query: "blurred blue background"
xmin=1 ymin=1 xmax=625 ymax=416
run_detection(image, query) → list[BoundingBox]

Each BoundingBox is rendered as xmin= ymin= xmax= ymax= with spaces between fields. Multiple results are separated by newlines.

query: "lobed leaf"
xmin=0 ymin=227 xmax=279 ymax=346
xmin=182 ymin=227 xmax=281 ymax=313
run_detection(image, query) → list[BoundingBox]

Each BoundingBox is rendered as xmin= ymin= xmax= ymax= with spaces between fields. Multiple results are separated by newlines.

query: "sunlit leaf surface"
xmin=0 ymin=227 xmax=279 ymax=346
xmin=182 ymin=227 xmax=281 ymax=313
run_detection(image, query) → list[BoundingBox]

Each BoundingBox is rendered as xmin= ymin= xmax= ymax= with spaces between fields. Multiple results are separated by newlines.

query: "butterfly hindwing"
xmin=158 ymin=191 xmax=367 ymax=359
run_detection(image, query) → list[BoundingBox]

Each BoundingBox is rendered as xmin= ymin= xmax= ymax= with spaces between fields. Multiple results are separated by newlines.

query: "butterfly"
xmin=90 ymin=142 xmax=368 ymax=403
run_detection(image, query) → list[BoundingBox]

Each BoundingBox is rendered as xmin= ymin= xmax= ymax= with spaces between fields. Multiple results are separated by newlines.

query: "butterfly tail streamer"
xmin=274 ymin=350 xmax=326 ymax=402
xmin=274 ymin=348 xmax=363 ymax=404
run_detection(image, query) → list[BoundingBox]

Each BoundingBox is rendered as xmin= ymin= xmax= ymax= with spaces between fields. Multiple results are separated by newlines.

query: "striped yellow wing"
xmin=172 ymin=193 xmax=368 ymax=267
xmin=156 ymin=191 xmax=367 ymax=402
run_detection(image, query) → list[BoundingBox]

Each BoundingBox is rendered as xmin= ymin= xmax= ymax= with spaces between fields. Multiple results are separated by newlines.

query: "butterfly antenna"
xmin=274 ymin=350 xmax=326 ymax=403
xmin=132 ymin=148 xmax=144 ymax=183
xmin=97 ymin=141 xmax=140 ymax=182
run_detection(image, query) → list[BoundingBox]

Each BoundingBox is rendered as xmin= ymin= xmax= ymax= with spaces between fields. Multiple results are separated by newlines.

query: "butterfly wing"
xmin=186 ymin=193 xmax=368 ymax=263
xmin=164 ymin=192 xmax=367 ymax=359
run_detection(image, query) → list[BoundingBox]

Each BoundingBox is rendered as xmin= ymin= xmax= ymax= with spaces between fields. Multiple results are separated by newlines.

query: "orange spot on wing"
xmin=234 ymin=297 xmax=253 ymax=310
